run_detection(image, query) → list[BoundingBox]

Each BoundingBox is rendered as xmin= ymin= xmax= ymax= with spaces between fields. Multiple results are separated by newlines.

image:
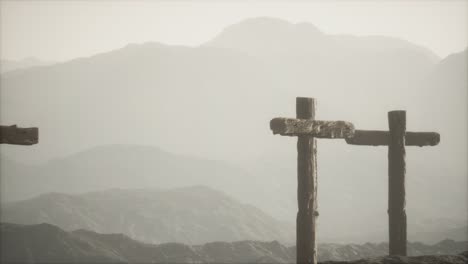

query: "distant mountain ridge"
xmin=0 ymin=57 xmax=55 ymax=73
xmin=0 ymin=186 xmax=294 ymax=245
xmin=205 ymin=17 xmax=439 ymax=62
xmin=2 ymin=144 xmax=466 ymax=244
xmin=1 ymin=222 xmax=467 ymax=263
xmin=0 ymin=144 xmax=253 ymax=202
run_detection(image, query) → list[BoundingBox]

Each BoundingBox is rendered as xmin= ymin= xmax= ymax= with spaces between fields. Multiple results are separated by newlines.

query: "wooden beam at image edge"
xmin=0 ymin=125 xmax=39 ymax=145
xmin=345 ymin=130 xmax=440 ymax=147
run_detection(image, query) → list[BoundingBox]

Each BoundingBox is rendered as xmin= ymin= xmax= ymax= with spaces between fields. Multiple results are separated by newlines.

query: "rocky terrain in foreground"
xmin=1 ymin=222 xmax=467 ymax=263
xmin=321 ymin=253 xmax=468 ymax=264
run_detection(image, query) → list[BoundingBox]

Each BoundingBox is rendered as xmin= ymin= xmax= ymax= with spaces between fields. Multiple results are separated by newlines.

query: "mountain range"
xmin=0 ymin=145 xmax=253 ymax=203
xmin=1 ymin=186 xmax=294 ymax=245
xmin=1 ymin=144 xmax=466 ymax=244
xmin=1 ymin=222 xmax=467 ymax=263
xmin=1 ymin=17 xmax=466 ymax=243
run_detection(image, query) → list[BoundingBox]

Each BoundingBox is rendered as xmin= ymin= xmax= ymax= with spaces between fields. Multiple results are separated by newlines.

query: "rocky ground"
xmin=321 ymin=251 xmax=468 ymax=264
xmin=1 ymin=222 xmax=467 ymax=263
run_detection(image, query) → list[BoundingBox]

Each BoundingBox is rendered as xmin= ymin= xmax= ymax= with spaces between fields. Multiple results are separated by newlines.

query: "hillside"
xmin=0 ymin=186 xmax=294 ymax=245
xmin=0 ymin=144 xmax=253 ymax=202
xmin=1 ymin=222 xmax=467 ymax=263
xmin=1 ymin=144 xmax=466 ymax=244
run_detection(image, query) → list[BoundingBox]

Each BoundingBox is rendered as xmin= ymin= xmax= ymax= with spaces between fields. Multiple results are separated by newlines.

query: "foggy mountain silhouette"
xmin=1 ymin=145 xmax=254 ymax=202
xmin=1 ymin=222 xmax=467 ymax=263
xmin=1 ymin=186 xmax=294 ymax=244
xmin=205 ymin=17 xmax=439 ymax=61
xmin=2 ymin=144 xmax=466 ymax=244
xmin=422 ymin=48 xmax=467 ymax=123
xmin=0 ymin=57 xmax=55 ymax=73
xmin=1 ymin=17 xmax=466 ymax=243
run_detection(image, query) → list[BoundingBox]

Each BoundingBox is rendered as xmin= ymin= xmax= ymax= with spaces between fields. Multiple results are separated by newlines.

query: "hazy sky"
xmin=1 ymin=1 xmax=467 ymax=61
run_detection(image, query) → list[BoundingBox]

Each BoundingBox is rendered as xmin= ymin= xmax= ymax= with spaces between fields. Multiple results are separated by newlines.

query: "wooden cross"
xmin=270 ymin=97 xmax=355 ymax=264
xmin=0 ymin=125 xmax=38 ymax=145
xmin=345 ymin=111 xmax=440 ymax=256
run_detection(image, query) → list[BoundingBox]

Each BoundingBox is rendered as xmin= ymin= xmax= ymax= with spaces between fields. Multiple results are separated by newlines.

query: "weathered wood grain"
xmin=345 ymin=130 xmax=388 ymax=146
xmin=296 ymin=97 xmax=317 ymax=264
xmin=0 ymin=125 xmax=38 ymax=145
xmin=406 ymin=132 xmax=440 ymax=146
xmin=345 ymin=130 xmax=440 ymax=147
xmin=388 ymin=111 xmax=407 ymax=256
xmin=270 ymin=118 xmax=355 ymax=138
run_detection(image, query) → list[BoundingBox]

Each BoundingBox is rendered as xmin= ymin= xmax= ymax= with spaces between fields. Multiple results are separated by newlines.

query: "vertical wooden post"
xmin=296 ymin=97 xmax=317 ymax=264
xmin=388 ymin=111 xmax=407 ymax=256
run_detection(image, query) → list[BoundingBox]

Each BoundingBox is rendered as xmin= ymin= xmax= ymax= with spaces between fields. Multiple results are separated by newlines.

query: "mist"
xmin=0 ymin=2 xmax=467 ymax=263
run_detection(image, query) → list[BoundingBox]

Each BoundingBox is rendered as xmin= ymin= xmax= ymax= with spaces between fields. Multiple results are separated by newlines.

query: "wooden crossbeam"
xmin=346 ymin=130 xmax=440 ymax=146
xmin=0 ymin=125 xmax=38 ymax=145
xmin=270 ymin=118 xmax=355 ymax=138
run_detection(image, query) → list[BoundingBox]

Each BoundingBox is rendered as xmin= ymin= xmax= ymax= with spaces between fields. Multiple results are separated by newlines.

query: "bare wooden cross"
xmin=270 ymin=97 xmax=355 ymax=264
xmin=345 ymin=111 xmax=440 ymax=256
xmin=0 ymin=125 xmax=38 ymax=145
